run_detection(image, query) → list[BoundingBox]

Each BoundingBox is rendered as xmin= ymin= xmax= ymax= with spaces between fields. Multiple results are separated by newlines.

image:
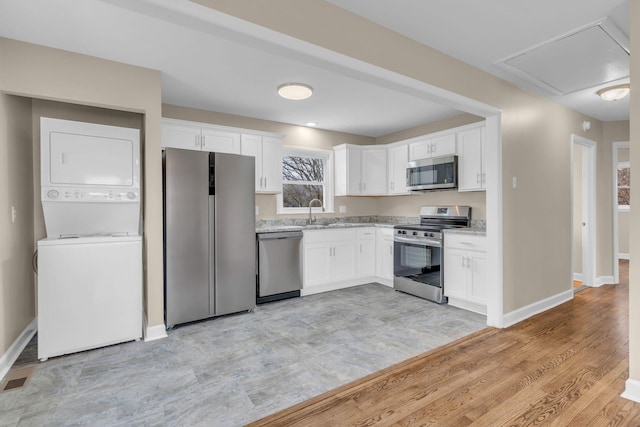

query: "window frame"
xmin=277 ymin=146 xmax=334 ymax=214
xmin=617 ymin=160 xmax=630 ymax=212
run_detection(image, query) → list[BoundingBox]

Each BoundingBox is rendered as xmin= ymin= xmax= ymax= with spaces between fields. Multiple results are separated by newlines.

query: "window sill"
xmin=277 ymin=208 xmax=335 ymax=215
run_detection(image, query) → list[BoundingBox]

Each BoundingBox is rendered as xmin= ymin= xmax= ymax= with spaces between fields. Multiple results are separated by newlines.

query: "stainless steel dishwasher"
xmin=256 ymin=231 xmax=303 ymax=304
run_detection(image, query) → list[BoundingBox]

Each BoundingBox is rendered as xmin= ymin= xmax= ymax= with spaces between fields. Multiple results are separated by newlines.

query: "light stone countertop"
xmin=256 ymin=223 xmax=396 ymax=233
xmin=443 ymin=228 xmax=487 ymax=237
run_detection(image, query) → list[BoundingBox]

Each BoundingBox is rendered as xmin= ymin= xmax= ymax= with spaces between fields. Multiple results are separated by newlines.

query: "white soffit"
xmin=496 ymin=19 xmax=629 ymax=96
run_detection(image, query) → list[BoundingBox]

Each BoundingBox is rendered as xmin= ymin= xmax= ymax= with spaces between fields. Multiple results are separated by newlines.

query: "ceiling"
xmin=0 ymin=0 xmax=630 ymax=137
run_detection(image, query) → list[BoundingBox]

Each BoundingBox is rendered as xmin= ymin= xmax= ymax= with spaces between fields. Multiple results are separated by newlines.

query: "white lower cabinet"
xmin=444 ymin=234 xmax=487 ymax=314
xmin=357 ymin=228 xmax=376 ymax=277
xmin=375 ymin=228 xmax=394 ymax=285
xmin=303 ymin=229 xmax=357 ymax=294
xmin=302 ymin=227 xmax=386 ymax=295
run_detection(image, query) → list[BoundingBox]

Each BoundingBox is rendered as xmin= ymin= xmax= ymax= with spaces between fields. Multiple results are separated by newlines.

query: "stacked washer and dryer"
xmin=37 ymin=118 xmax=142 ymax=361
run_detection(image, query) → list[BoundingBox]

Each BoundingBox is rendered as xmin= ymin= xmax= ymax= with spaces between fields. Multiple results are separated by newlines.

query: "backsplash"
xmin=256 ymin=216 xmax=420 ymax=228
xmin=471 ymin=219 xmax=486 ymax=229
xmin=256 ymin=216 xmax=486 ymax=229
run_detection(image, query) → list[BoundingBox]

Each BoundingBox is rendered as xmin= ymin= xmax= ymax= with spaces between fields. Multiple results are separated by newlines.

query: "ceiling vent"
xmin=495 ymin=18 xmax=629 ymax=96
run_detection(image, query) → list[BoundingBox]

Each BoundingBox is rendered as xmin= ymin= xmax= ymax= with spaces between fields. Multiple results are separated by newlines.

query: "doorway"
xmin=572 ymin=135 xmax=596 ymax=289
xmin=612 ymin=141 xmax=630 ymax=284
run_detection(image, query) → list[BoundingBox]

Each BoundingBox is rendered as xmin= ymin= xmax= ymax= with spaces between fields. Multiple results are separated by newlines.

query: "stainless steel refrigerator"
xmin=163 ymin=148 xmax=256 ymax=328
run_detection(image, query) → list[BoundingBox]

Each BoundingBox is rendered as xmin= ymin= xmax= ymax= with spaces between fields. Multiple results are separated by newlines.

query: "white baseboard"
xmin=594 ymin=276 xmax=615 ymax=287
xmin=573 ymin=274 xmax=615 ymax=287
xmin=143 ymin=312 xmax=167 ymax=342
xmin=377 ymin=277 xmax=393 ymax=287
xmin=619 ymin=253 xmax=630 ymax=260
xmin=447 ymin=297 xmax=487 ymax=315
xmin=622 ymin=378 xmax=640 ymax=403
xmin=501 ymin=289 xmax=573 ymax=328
xmin=0 ymin=318 xmax=37 ymax=382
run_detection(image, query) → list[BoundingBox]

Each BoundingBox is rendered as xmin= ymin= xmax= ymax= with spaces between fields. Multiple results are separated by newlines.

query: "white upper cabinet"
xmin=457 ymin=127 xmax=486 ymax=192
xmin=162 ymin=119 xmax=240 ymax=154
xmin=334 ymin=144 xmax=388 ymax=196
xmin=387 ymin=143 xmax=409 ymax=194
xmin=408 ymin=133 xmax=456 ymax=161
xmin=162 ymin=119 xmax=284 ymax=194
xmin=240 ymin=134 xmax=283 ymax=194
xmin=201 ymin=128 xmax=240 ymax=154
xmin=162 ymin=122 xmax=202 ymax=151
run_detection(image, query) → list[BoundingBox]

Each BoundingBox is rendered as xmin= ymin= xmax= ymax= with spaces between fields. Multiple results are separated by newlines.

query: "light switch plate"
xmin=255 ymin=206 xmax=259 ymax=216
xmin=512 ymin=177 xmax=517 ymax=189
xmin=339 ymin=205 xmax=346 ymax=213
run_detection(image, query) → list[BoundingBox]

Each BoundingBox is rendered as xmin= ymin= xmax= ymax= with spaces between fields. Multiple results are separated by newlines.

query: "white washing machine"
xmin=37 ymin=235 xmax=142 ymax=361
xmin=38 ymin=118 xmax=143 ymax=361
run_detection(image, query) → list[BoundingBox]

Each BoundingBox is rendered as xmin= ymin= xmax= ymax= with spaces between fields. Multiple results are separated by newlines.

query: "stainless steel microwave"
xmin=406 ymin=155 xmax=458 ymax=191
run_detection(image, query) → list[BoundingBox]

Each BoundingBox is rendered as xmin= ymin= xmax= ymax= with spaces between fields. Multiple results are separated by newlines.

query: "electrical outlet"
xmin=512 ymin=177 xmax=517 ymax=189
xmin=255 ymin=206 xmax=259 ymax=216
xmin=339 ymin=205 xmax=346 ymax=213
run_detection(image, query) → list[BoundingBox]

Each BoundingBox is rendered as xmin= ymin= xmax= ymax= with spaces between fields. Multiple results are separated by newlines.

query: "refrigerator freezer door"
xmin=213 ymin=153 xmax=256 ymax=315
xmin=164 ymin=148 xmax=210 ymax=327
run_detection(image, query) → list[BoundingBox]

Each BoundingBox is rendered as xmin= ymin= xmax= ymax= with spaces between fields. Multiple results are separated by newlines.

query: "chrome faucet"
xmin=308 ymin=198 xmax=324 ymax=224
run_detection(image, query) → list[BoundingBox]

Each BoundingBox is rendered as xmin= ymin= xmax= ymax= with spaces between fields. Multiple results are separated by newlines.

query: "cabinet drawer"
xmin=444 ymin=234 xmax=486 ymax=251
xmin=303 ymin=228 xmax=357 ymax=243
xmin=357 ymin=228 xmax=376 ymax=240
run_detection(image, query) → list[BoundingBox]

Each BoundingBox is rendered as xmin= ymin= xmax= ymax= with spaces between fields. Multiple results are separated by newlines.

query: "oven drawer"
xmin=444 ymin=234 xmax=486 ymax=251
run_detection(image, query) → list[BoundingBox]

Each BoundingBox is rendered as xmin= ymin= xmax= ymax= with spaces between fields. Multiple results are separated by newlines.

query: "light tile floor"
xmin=0 ymin=283 xmax=487 ymax=426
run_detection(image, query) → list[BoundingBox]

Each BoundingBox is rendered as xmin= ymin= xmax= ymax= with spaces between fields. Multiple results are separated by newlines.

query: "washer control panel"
xmin=42 ymin=187 xmax=139 ymax=202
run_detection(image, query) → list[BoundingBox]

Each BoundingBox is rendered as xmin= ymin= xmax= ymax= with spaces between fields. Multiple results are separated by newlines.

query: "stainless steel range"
xmin=394 ymin=206 xmax=471 ymax=303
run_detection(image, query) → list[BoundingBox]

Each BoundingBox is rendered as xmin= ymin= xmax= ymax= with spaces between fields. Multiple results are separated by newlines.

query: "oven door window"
xmin=394 ymin=241 xmax=442 ymax=287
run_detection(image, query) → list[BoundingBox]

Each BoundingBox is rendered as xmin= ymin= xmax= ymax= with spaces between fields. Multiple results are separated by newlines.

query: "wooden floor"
xmin=249 ymin=260 xmax=640 ymax=426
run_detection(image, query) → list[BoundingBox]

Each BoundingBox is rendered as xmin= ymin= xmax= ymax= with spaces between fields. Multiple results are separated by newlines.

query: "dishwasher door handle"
xmin=256 ymin=231 xmax=303 ymax=240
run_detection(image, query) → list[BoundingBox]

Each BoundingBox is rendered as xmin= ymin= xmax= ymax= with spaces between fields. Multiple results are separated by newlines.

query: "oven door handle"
xmin=394 ymin=236 xmax=442 ymax=247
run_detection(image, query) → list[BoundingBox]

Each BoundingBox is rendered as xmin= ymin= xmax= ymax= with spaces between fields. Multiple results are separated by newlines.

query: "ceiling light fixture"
xmin=306 ymin=122 xmax=317 ymax=127
xmin=277 ymin=83 xmax=313 ymax=100
xmin=597 ymin=84 xmax=630 ymax=101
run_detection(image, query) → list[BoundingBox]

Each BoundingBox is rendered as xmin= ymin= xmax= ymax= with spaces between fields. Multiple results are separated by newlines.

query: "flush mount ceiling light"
xmin=277 ymin=83 xmax=313 ymax=100
xmin=597 ymin=84 xmax=630 ymax=101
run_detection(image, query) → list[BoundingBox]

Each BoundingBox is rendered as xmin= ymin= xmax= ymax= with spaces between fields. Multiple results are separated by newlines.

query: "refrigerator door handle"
xmin=209 ymin=195 xmax=216 ymax=315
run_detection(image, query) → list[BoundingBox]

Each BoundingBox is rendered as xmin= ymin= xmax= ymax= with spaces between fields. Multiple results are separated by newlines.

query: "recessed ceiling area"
xmin=498 ymin=21 xmax=629 ymax=95
xmin=328 ymin=0 xmax=630 ymax=122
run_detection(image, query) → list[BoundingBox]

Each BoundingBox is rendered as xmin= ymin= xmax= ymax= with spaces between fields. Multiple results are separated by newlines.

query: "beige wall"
xmin=0 ymin=94 xmax=34 ymax=357
xmin=629 ymin=0 xmax=639 ymax=381
xmin=0 ymin=37 xmax=165 ymax=351
xmin=375 ymin=113 xmax=484 ymax=145
xmin=619 ymin=211 xmax=630 ymax=256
